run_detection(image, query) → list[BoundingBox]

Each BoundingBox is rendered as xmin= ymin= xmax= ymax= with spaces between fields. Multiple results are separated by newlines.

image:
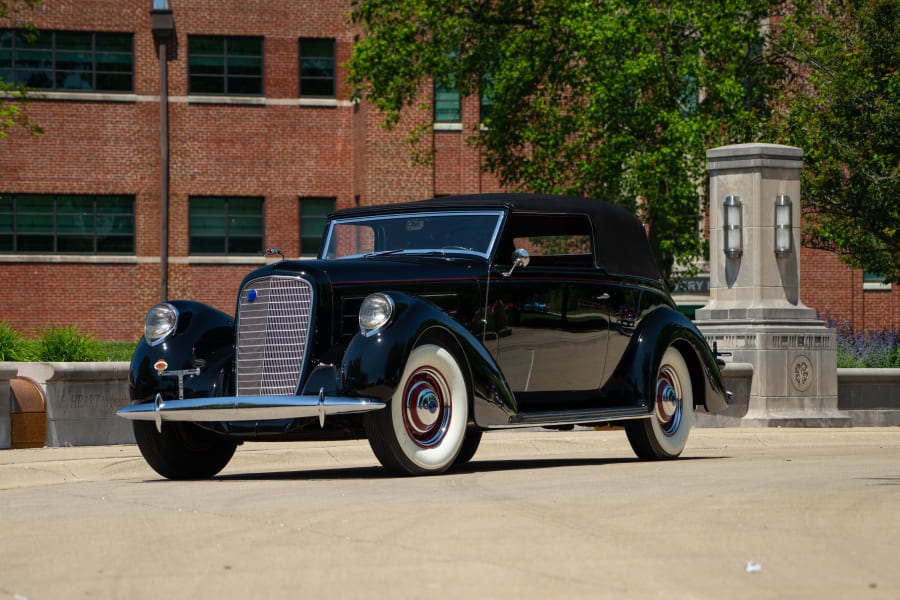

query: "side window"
xmin=505 ymin=213 xmax=594 ymax=267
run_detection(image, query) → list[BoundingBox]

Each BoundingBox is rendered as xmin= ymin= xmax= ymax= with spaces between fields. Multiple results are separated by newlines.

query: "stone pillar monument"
xmin=695 ymin=143 xmax=850 ymax=426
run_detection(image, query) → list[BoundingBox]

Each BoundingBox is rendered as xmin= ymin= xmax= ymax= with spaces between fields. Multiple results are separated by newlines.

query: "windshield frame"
xmin=320 ymin=210 xmax=506 ymax=261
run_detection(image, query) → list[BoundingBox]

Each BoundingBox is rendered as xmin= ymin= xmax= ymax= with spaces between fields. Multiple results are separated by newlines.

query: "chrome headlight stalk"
xmin=359 ymin=293 xmax=394 ymax=337
xmin=144 ymin=302 xmax=179 ymax=346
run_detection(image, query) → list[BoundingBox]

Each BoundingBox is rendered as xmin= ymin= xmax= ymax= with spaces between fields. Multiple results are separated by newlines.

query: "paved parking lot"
xmin=1 ymin=427 xmax=899 ymax=599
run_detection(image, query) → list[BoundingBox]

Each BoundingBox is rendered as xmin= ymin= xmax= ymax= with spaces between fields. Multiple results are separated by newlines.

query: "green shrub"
xmin=33 ymin=325 xmax=103 ymax=362
xmin=98 ymin=341 xmax=138 ymax=362
xmin=0 ymin=321 xmax=29 ymax=361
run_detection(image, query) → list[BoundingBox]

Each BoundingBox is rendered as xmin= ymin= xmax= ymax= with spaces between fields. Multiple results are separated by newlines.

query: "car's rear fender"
xmin=340 ymin=291 xmax=517 ymax=426
xmin=603 ymin=306 xmax=728 ymax=413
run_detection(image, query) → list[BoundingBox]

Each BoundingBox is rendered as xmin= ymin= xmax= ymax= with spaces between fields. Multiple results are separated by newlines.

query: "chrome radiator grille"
xmin=236 ymin=275 xmax=314 ymax=396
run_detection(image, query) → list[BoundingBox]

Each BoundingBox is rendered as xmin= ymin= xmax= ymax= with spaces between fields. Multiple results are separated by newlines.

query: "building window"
xmin=299 ymin=38 xmax=335 ymax=98
xmin=188 ymin=36 xmax=263 ymax=95
xmin=0 ymin=194 xmax=134 ymax=253
xmin=300 ymin=197 xmax=335 ymax=256
xmin=434 ymin=81 xmax=461 ymax=123
xmin=863 ymin=271 xmax=891 ymax=291
xmin=189 ymin=197 xmax=263 ymax=255
xmin=480 ymin=75 xmax=494 ymax=123
xmin=0 ymin=30 xmax=133 ymax=92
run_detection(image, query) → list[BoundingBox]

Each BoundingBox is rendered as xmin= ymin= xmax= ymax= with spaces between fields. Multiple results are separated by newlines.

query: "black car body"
xmin=120 ymin=193 xmax=729 ymax=477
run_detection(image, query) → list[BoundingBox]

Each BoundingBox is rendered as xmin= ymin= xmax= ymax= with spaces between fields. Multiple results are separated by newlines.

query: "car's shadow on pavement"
xmin=200 ymin=455 xmax=724 ymax=482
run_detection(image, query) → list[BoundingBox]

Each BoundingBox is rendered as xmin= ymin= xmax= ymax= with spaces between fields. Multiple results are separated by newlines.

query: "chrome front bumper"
xmin=117 ymin=389 xmax=385 ymax=432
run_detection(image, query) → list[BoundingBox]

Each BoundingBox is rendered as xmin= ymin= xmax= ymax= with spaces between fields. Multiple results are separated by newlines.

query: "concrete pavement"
xmin=1 ymin=427 xmax=899 ymax=599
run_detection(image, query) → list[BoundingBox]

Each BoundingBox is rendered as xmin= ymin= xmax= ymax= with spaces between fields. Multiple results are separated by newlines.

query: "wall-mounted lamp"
xmin=723 ymin=195 xmax=743 ymax=259
xmin=774 ymin=194 xmax=792 ymax=258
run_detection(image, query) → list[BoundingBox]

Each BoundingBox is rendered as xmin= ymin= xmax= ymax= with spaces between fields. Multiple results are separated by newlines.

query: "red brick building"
xmin=0 ymin=0 xmax=895 ymax=341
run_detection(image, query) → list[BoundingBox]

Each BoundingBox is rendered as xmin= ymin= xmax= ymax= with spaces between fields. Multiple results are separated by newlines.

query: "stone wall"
xmin=1 ymin=362 xmax=133 ymax=448
xmin=838 ymin=369 xmax=900 ymax=426
xmin=1 ymin=363 xmax=898 ymax=448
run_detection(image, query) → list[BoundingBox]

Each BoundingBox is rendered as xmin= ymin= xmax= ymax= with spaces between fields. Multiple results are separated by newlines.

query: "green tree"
xmin=0 ymin=0 xmax=44 ymax=139
xmin=773 ymin=0 xmax=899 ymax=283
xmin=349 ymin=0 xmax=785 ymax=284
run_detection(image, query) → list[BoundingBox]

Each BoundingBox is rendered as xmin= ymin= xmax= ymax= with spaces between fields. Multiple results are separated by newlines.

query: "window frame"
xmin=187 ymin=35 xmax=264 ymax=96
xmin=0 ymin=194 xmax=135 ymax=254
xmin=188 ymin=196 xmax=265 ymax=256
xmin=434 ymin=80 xmax=461 ymax=123
xmin=0 ymin=29 xmax=134 ymax=93
xmin=863 ymin=271 xmax=891 ymax=291
xmin=299 ymin=38 xmax=336 ymax=98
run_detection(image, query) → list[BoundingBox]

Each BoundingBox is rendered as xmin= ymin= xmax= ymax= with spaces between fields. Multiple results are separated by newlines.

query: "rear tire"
xmin=133 ymin=421 xmax=237 ymax=480
xmin=625 ymin=346 xmax=694 ymax=459
xmin=364 ymin=343 xmax=469 ymax=475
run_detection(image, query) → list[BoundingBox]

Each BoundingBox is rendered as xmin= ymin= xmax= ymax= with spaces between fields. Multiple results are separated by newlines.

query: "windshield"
xmin=321 ymin=211 xmax=505 ymax=260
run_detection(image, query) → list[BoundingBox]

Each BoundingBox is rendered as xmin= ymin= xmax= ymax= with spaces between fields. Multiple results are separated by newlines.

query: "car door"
xmin=482 ymin=212 xmax=612 ymax=410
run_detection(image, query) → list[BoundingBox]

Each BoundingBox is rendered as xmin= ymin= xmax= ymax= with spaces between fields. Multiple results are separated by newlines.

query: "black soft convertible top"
xmin=329 ymin=193 xmax=662 ymax=281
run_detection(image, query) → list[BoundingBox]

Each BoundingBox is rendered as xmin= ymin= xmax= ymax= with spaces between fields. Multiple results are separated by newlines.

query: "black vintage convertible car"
xmin=119 ymin=193 xmax=729 ymax=477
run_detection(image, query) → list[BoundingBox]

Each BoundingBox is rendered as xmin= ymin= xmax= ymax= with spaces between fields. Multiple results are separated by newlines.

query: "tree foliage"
xmin=773 ymin=0 xmax=899 ymax=283
xmin=0 ymin=0 xmax=44 ymax=139
xmin=349 ymin=0 xmax=785 ymax=284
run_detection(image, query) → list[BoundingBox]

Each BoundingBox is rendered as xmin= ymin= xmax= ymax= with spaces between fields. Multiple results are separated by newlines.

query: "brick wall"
xmin=802 ymin=246 xmax=899 ymax=332
xmin=0 ymin=0 xmax=894 ymax=341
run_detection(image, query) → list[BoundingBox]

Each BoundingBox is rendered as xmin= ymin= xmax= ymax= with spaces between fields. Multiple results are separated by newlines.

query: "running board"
xmin=117 ymin=389 xmax=385 ymax=432
xmin=502 ymin=406 xmax=649 ymax=428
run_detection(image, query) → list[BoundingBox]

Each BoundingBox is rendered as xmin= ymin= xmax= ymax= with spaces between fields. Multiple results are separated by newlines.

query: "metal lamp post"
xmin=151 ymin=1 xmax=174 ymax=301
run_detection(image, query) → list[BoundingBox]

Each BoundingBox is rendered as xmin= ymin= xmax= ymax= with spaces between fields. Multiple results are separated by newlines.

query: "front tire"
xmin=364 ymin=343 xmax=469 ymax=475
xmin=453 ymin=429 xmax=483 ymax=466
xmin=625 ymin=346 xmax=694 ymax=459
xmin=133 ymin=421 xmax=237 ymax=480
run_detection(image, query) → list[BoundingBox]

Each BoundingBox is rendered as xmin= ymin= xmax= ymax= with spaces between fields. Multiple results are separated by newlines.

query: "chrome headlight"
xmin=359 ymin=293 xmax=394 ymax=337
xmin=144 ymin=303 xmax=179 ymax=346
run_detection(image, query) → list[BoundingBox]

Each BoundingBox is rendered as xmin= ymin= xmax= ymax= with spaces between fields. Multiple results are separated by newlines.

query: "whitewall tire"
xmin=364 ymin=343 xmax=469 ymax=475
xmin=625 ymin=346 xmax=694 ymax=459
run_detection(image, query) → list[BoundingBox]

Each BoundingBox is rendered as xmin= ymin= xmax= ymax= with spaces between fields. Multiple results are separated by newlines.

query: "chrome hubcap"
xmin=655 ymin=365 xmax=682 ymax=437
xmin=402 ymin=367 xmax=451 ymax=448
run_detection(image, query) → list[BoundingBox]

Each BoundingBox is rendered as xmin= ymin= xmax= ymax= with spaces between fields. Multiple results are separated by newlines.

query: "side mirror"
xmin=501 ymin=248 xmax=530 ymax=277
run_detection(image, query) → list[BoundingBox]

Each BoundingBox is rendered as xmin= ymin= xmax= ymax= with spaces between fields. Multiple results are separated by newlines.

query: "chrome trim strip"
xmin=117 ymin=394 xmax=385 ymax=425
xmin=501 ymin=407 xmax=650 ymax=428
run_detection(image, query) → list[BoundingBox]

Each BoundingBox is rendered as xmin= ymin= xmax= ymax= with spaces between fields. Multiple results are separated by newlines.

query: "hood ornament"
xmin=266 ymin=247 xmax=285 ymax=262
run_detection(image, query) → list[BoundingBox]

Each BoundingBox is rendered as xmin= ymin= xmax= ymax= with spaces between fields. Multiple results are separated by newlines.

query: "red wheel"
xmin=364 ymin=343 xmax=468 ymax=475
xmin=400 ymin=365 xmax=453 ymax=448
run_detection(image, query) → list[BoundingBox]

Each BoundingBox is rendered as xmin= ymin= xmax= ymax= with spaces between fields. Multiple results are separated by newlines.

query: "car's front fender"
xmin=130 ymin=300 xmax=235 ymax=404
xmin=340 ymin=291 xmax=516 ymax=426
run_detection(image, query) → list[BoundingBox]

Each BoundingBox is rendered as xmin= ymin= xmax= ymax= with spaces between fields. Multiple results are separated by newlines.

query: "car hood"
xmin=236 ymin=255 xmax=487 ymax=344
